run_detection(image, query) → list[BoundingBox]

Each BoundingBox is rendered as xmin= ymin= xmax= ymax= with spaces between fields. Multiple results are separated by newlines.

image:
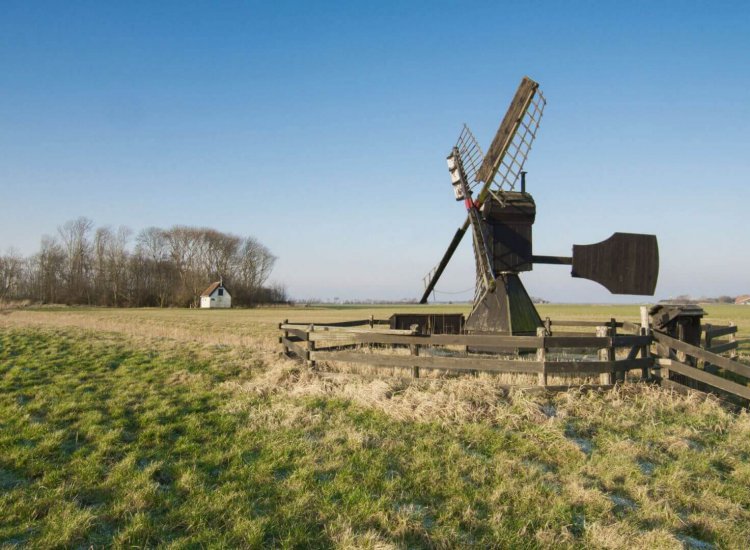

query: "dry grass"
xmin=2 ymin=304 xmax=750 ymax=547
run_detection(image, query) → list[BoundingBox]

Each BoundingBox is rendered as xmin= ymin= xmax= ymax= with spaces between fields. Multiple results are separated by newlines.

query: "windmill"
xmin=420 ymin=77 xmax=659 ymax=335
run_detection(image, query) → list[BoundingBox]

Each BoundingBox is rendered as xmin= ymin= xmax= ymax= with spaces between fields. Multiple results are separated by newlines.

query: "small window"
xmin=218 ymin=288 xmax=224 ymax=296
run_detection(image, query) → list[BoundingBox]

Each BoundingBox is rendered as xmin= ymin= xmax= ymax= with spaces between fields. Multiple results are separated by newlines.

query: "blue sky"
xmin=1 ymin=1 xmax=748 ymax=302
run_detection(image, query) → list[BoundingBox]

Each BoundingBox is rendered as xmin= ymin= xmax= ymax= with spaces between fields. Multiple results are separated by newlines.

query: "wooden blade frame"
xmin=476 ymin=76 xmax=540 ymax=195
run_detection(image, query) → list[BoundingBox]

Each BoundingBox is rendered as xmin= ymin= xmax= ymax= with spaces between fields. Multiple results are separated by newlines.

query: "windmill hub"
xmin=421 ymin=77 xmax=660 ymax=335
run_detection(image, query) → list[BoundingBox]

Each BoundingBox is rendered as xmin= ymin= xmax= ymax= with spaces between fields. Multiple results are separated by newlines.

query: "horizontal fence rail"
xmin=278 ymin=315 xmax=748 ymax=403
xmin=701 ymin=323 xmax=739 ymax=358
xmin=652 ymin=331 xmax=749 ymax=403
xmin=279 ymin=318 xmax=654 ymax=389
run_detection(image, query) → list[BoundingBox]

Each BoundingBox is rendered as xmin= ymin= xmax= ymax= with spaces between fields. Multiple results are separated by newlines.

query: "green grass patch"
xmin=1 ymin=325 xmax=750 ymax=547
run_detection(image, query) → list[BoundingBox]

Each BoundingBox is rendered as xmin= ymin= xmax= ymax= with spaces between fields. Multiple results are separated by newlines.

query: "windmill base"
xmin=465 ymin=273 xmax=543 ymax=336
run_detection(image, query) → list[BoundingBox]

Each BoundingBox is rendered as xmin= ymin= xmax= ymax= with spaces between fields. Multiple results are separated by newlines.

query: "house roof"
xmin=735 ymin=294 xmax=750 ymax=304
xmin=201 ymin=281 xmax=223 ymax=297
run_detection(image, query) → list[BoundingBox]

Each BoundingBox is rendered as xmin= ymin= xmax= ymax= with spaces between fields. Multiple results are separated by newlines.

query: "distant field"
xmin=1 ymin=304 xmax=749 ymax=547
xmin=3 ymin=302 xmax=747 ymax=353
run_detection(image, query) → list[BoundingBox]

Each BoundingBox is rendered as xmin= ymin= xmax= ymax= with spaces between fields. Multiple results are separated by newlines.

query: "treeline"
xmin=0 ymin=217 xmax=286 ymax=307
xmin=659 ymin=295 xmax=738 ymax=305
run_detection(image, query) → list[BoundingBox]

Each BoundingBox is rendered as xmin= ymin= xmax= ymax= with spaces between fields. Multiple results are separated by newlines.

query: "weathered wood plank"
xmin=282 ymin=338 xmax=309 ymax=360
xmin=613 ymin=335 xmax=652 ymax=347
xmin=537 ymin=327 xmax=547 ymax=386
xmin=281 ymin=324 xmax=415 ymax=335
xmin=653 ymin=332 xmax=750 ymax=379
xmin=310 ymin=351 xmax=544 ymax=373
xmin=283 ymin=328 xmax=308 ymax=341
xmin=545 ymin=358 xmax=652 ymax=374
xmin=660 ymin=359 xmax=750 ymax=400
xmin=702 ymin=325 xmax=737 ymax=338
xmin=545 ymin=336 xmax=610 ymax=348
xmin=620 ymin=321 xmax=643 ymax=334
xmin=660 ymin=378 xmax=710 ymax=398
xmin=550 ymin=320 xmax=624 ymax=328
xmin=546 ymin=331 xmax=597 ymax=338
xmin=708 ymin=341 xmax=739 ymax=355
xmin=308 ymin=332 xmax=543 ymax=347
xmin=306 ymin=331 xmax=649 ymax=350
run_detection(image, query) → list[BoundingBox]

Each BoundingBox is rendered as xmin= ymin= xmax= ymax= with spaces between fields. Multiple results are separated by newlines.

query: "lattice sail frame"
xmin=454 ymin=125 xmax=485 ymax=189
xmin=487 ymin=88 xmax=545 ymax=194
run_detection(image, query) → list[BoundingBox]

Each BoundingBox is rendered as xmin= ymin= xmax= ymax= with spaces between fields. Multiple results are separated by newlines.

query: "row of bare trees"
xmin=0 ymin=217 xmax=285 ymax=307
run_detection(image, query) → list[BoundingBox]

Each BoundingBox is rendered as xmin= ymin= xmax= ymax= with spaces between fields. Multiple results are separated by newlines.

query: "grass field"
xmin=1 ymin=304 xmax=749 ymax=548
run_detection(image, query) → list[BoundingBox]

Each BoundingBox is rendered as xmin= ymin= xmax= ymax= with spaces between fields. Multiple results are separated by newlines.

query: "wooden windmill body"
xmin=421 ymin=77 xmax=659 ymax=335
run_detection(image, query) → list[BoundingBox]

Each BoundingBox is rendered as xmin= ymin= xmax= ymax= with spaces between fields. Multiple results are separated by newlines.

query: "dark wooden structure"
xmin=420 ymin=76 xmax=660 ymax=336
xmin=571 ymin=233 xmax=659 ymax=295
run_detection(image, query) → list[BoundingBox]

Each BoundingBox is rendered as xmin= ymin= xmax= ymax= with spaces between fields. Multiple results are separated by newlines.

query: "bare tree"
xmin=10 ymin=218 xmax=282 ymax=307
xmin=37 ymin=236 xmax=66 ymax=304
xmin=0 ymin=249 xmax=23 ymax=302
xmin=134 ymin=227 xmax=174 ymax=307
xmin=58 ymin=217 xmax=93 ymax=303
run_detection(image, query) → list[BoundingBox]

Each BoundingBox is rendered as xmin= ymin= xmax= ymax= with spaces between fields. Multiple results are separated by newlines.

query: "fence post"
xmin=703 ymin=323 xmax=718 ymax=374
xmin=676 ymin=322 xmax=693 ymax=365
xmin=730 ymin=322 xmax=738 ymax=359
xmin=639 ymin=306 xmax=651 ymax=380
xmin=609 ymin=318 xmax=621 ymax=383
xmin=307 ymin=324 xmax=316 ymax=369
xmin=536 ymin=326 xmax=547 ymax=386
xmin=410 ymin=344 xmax=420 ymax=379
xmin=280 ymin=319 xmax=289 ymax=356
xmin=597 ymin=326 xmax=612 ymax=385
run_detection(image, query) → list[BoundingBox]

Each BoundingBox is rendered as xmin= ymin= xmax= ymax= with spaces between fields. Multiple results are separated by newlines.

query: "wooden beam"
xmin=545 ymin=336 xmax=610 ymax=348
xmin=702 ymin=325 xmax=737 ymax=338
xmin=308 ymin=332 xmax=543 ymax=348
xmin=550 ymin=320 xmax=624 ymax=328
xmin=545 ymin=358 xmax=652 ymax=374
xmin=613 ymin=335 xmax=652 ymax=347
xmin=653 ymin=332 xmax=750 ymax=379
xmin=280 ymin=324 xmax=415 ymax=335
xmin=419 ymin=225 xmax=470 ymax=304
xmin=309 ymin=351 xmax=544 ymax=373
xmin=660 ymin=359 xmax=750 ymax=400
xmin=708 ymin=341 xmax=739 ymax=355
xmin=531 ymin=255 xmax=572 ymax=265
xmin=281 ymin=338 xmax=309 ymax=361
xmin=283 ymin=328 xmax=308 ymax=341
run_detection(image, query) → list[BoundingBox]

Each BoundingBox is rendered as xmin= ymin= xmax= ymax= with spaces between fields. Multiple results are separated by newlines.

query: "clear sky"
xmin=1 ymin=1 xmax=748 ymax=303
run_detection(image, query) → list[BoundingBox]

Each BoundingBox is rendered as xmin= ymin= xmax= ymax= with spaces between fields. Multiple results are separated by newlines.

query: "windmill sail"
xmin=476 ymin=77 xmax=545 ymax=194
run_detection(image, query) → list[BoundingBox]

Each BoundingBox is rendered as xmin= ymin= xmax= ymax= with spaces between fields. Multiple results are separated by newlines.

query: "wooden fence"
xmin=654 ymin=330 xmax=750 ymax=402
xmin=279 ymin=318 xmax=653 ymax=388
xmin=701 ymin=323 xmax=738 ymax=357
xmin=279 ymin=316 xmax=749 ymax=402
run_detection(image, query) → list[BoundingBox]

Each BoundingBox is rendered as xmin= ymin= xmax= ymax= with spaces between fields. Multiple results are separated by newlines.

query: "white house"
xmin=735 ymin=295 xmax=750 ymax=305
xmin=200 ymin=281 xmax=231 ymax=309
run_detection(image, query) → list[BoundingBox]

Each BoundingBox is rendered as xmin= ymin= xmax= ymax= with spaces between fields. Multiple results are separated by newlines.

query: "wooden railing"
xmin=701 ymin=323 xmax=738 ymax=357
xmin=653 ymin=331 xmax=750 ymax=401
xmin=279 ymin=318 xmax=652 ymax=388
xmin=278 ymin=316 xmax=750 ymax=403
